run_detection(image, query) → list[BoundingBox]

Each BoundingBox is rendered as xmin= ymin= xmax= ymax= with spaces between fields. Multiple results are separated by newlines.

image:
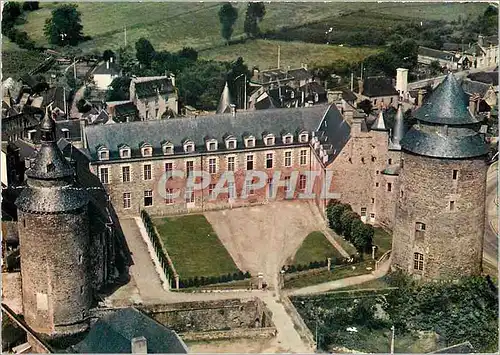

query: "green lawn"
xmin=330 ymin=230 xmax=357 ymax=255
xmin=336 ymin=277 xmax=390 ymax=291
xmin=372 ymin=227 xmax=393 ymax=257
xmin=292 ymin=231 xmax=344 ymax=266
xmin=153 ymin=215 xmax=239 ymax=279
xmin=284 ymin=260 xmax=375 ymax=289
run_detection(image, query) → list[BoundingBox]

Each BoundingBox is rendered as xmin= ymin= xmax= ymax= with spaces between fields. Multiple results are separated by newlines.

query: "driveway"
xmin=204 ymin=200 xmax=328 ymax=290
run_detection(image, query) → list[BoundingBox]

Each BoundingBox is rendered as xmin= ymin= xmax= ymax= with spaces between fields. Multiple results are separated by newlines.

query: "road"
xmin=483 ymin=162 xmax=498 ymax=266
xmin=69 ymin=85 xmax=85 ymax=119
xmin=407 ymin=66 xmax=496 ymax=91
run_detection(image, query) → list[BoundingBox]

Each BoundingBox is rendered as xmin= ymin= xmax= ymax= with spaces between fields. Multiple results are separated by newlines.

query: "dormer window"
xmin=184 ymin=140 xmax=195 ymax=153
xmin=141 ymin=144 xmax=153 ymax=157
xmin=206 ymin=139 xmax=218 ymax=151
xmin=98 ymin=147 xmax=109 ymax=161
xmin=264 ymin=134 xmax=275 ymax=146
xmin=283 ymin=134 xmax=293 ymax=144
xmin=299 ymin=132 xmax=309 ymax=143
xmin=245 ymin=136 xmax=255 ymax=148
xmin=61 ymin=128 xmax=70 ymax=139
xmin=120 ymin=146 xmax=131 ymax=159
xmin=226 ymin=138 xmax=237 ymax=150
xmin=162 ymin=142 xmax=174 ymax=155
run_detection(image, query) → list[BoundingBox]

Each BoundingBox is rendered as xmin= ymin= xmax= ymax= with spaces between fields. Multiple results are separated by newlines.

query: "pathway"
xmin=69 ymin=85 xmax=85 ymax=119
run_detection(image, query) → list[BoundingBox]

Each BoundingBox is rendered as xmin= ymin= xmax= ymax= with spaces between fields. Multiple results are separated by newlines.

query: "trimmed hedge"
xmin=284 ymin=254 xmax=360 ymax=274
xmin=179 ymin=271 xmax=251 ymax=289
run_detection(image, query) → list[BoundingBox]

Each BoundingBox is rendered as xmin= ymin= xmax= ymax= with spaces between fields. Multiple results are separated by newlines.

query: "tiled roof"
xmin=85 ymin=105 xmax=348 ymax=163
xmin=362 ymin=76 xmax=398 ymax=97
xmin=418 ymin=46 xmax=455 ymax=61
xmin=71 ymin=308 xmax=188 ymax=354
xmin=132 ymin=77 xmax=174 ymax=99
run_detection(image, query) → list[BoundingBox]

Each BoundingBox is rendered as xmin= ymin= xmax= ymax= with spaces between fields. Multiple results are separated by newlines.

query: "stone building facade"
xmin=391 ymin=74 xmax=489 ymax=280
xmin=130 ymin=76 xmax=178 ymax=120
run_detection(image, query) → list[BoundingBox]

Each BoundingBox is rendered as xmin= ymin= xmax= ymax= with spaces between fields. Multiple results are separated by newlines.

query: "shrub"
xmin=330 ymin=203 xmax=352 ymax=233
xmin=244 ymin=271 xmax=251 ymax=278
xmin=340 ymin=210 xmax=359 ymax=240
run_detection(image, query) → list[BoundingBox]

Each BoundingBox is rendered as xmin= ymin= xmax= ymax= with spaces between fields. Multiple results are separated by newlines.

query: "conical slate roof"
xmin=414 ymin=73 xmax=480 ymax=125
xmin=371 ymin=110 xmax=387 ymax=131
xmin=216 ymin=82 xmax=233 ymax=114
xmin=389 ymin=104 xmax=405 ymax=150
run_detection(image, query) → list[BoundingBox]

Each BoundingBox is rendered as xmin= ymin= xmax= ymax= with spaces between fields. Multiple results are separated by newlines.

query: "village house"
xmin=129 ymin=75 xmax=179 ymax=120
xmin=92 ymin=58 xmax=120 ymax=90
xmin=356 ymin=76 xmax=399 ymax=109
xmin=417 ymin=46 xmax=462 ymax=70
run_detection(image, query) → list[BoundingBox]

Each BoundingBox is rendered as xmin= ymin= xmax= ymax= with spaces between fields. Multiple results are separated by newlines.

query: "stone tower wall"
xmin=391 ymin=152 xmax=487 ymax=280
xmin=18 ymin=207 xmax=92 ymax=336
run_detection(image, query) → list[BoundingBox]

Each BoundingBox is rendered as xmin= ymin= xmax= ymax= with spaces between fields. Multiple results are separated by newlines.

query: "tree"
xmin=44 ymin=4 xmax=84 ymax=46
xmin=135 ymin=38 xmax=156 ymax=67
xmin=329 ymin=203 xmax=351 ymax=233
xmin=351 ymin=220 xmax=374 ymax=254
xmin=102 ymin=49 xmax=115 ymax=62
xmin=2 ymin=2 xmax=22 ymax=37
xmin=358 ymin=99 xmax=373 ymax=115
xmin=226 ymin=56 xmax=251 ymax=109
xmin=244 ymin=2 xmax=266 ymax=38
xmin=22 ymin=2 xmax=39 ymax=11
xmin=178 ymin=47 xmax=198 ymax=62
xmin=76 ymin=98 xmax=91 ymax=113
xmin=218 ymin=3 xmax=238 ymax=43
xmin=106 ymin=76 xmax=131 ymax=102
xmin=340 ymin=210 xmax=359 ymax=241
xmin=116 ymin=46 xmax=135 ymax=76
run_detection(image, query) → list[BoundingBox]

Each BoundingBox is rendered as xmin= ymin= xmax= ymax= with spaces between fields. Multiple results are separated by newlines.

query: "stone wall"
xmin=141 ymin=298 xmax=274 ymax=335
xmin=2 ymin=272 xmax=22 ymax=314
xmin=18 ymin=208 xmax=92 ymax=336
xmin=391 ymin=152 xmax=487 ymax=280
xmin=181 ymin=327 xmax=277 ymax=341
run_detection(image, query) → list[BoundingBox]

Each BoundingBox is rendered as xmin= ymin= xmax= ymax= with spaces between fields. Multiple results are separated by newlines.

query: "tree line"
xmin=218 ymin=2 xmax=266 ymax=43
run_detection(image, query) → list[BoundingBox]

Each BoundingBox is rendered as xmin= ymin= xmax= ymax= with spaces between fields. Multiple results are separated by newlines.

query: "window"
xmin=388 ymin=158 xmax=392 ymax=165
xmin=284 ymin=151 xmax=292 ymax=167
xmin=99 ymin=167 xmax=109 ymax=184
xmin=144 ymin=190 xmax=153 ymax=206
xmin=163 ymin=144 xmax=174 ymax=155
xmin=142 ymin=146 xmax=152 ymax=157
xmin=208 ymin=184 xmax=216 ymax=198
xmin=376 ymin=170 xmax=379 ymax=175
xmin=120 ymin=148 xmax=131 ymax=159
xmin=413 ymin=252 xmax=424 ymax=271
xmin=184 ymin=142 xmax=195 ymax=153
xmin=266 ymin=153 xmax=273 ymax=169
xmin=165 ymin=188 xmax=174 ymax=204
xmin=300 ymin=149 xmax=307 ymax=165
xmin=452 ymin=170 xmax=458 ymax=180
xmin=246 ymin=155 xmax=254 ymax=170
xmin=416 ymin=222 xmax=426 ymax=231
xmin=371 ymin=156 xmax=376 ymax=162
xmin=226 ymin=139 xmax=236 ymax=149
xmin=155 ymin=108 xmax=159 ymax=118
xmin=245 ymin=179 xmax=254 ymax=195
xmin=267 ymin=178 xmax=273 ymax=198
xmin=284 ymin=176 xmax=291 ymax=193
xmin=143 ymin=164 xmax=152 ymax=180
xmin=228 ymin=182 xmax=236 ymax=199
xmin=299 ymin=174 xmax=307 ymax=190
xmin=165 ymin=162 xmax=173 ymax=172
xmin=449 ymin=200 xmax=455 ymax=211
xmin=227 ymin=156 xmax=235 ymax=171
xmin=299 ymin=133 xmax=308 ymax=143
xmin=185 ymin=187 xmax=194 ymax=203
xmin=374 ymin=99 xmax=377 ymax=105
xmin=387 ymin=183 xmax=392 ymax=192
xmin=207 ymin=158 xmax=217 ymax=174
xmin=376 ymin=182 xmax=379 ymax=187
xmin=360 ymin=207 xmax=367 ymax=217
xmin=123 ymin=193 xmax=131 ymax=209
xmin=99 ymin=150 xmax=109 ymax=160
xmin=145 ymin=110 xmax=149 ymax=120
xmin=361 ymin=157 xmax=365 ymax=163
xmin=371 ymin=198 xmax=375 ymax=203
xmin=370 ymin=213 xmax=375 ymax=219
xmin=265 ymin=136 xmax=275 ymax=146
xmin=400 ymin=190 xmax=404 ymax=198
xmin=186 ymin=161 xmax=194 ymax=177
xmin=283 ymin=135 xmax=293 ymax=144
xmin=122 ymin=166 xmax=130 ymax=182
xmin=61 ymin=128 xmax=70 ymax=139
xmin=245 ymin=137 xmax=255 ymax=148
xmin=207 ymin=141 xmax=217 ymax=151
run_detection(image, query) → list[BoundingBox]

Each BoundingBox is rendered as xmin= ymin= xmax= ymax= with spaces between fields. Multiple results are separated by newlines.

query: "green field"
xmin=2 ymin=48 xmax=48 ymax=79
xmin=292 ymin=231 xmax=344 ymax=266
xmin=153 ymin=215 xmax=239 ymax=279
xmin=372 ymin=227 xmax=392 ymax=257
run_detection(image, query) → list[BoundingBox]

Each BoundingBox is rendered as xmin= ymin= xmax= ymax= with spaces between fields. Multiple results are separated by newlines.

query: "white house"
xmin=92 ymin=58 xmax=120 ymax=90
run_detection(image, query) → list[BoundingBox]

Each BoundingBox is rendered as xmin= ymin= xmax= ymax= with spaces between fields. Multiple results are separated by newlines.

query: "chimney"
xmin=417 ymin=89 xmax=425 ymax=107
xmin=469 ymin=97 xmax=476 ymax=114
xmin=358 ymin=79 xmax=364 ymax=95
xmin=170 ymin=73 xmax=175 ymax=87
xmin=478 ymin=35 xmax=484 ymax=47
xmin=230 ymin=104 xmax=236 ymax=117
xmin=80 ymin=119 xmax=87 ymax=149
xmin=303 ymin=63 xmax=308 ymax=70
xmin=131 ymin=337 xmax=147 ymax=354
xmin=106 ymin=61 xmax=110 ymax=70
xmin=110 ymin=57 xmax=114 ymax=64
xmin=396 ymin=68 xmax=409 ymax=97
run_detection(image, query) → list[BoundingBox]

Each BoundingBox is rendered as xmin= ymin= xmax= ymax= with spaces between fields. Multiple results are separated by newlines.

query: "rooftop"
xmin=418 ymin=46 xmax=456 ymax=62
xmin=131 ymin=76 xmax=175 ymax=99
xmin=361 ymin=76 xmax=399 ymax=98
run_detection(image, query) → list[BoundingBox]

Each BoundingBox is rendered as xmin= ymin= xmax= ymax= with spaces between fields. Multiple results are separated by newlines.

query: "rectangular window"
xmin=284 ymin=151 xmax=292 ymax=167
xmin=400 ymin=190 xmax=404 ymax=198
xmin=228 ymin=182 xmax=235 ymax=199
xmin=143 ymin=164 xmax=152 ymax=180
xmin=186 ymin=161 xmax=194 ymax=177
xmin=376 ymin=170 xmax=379 ymax=175
xmin=208 ymin=158 xmax=217 ymax=174
xmin=123 ymin=192 xmax=131 ymax=209
xmin=165 ymin=188 xmax=174 ymax=204
xmin=370 ymin=213 xmax=376 ymax=219
xmin=452 ymin=170 xmax=458 ymax=180
xmin=122 ymin=166 xmax=130 ymax=182
xmin=246 ymin=155 xmax=254 ymax=170
xmin=155 ymin=108 xmax=159 ymax=118
xmin=267 ymin=178 xmax=273 ymax=198
xmin=413 ymin=252 xmax=424 ymax=271
xmin=371 ymin=198 xmax=375 ymax=203
xmin=144 ymin=190 xmax=153 ymax=206
xmin=376 ymin=182 xmax=379 ymax=187
xmin=145 ymin=110 xmax=149 ymax=120
xmin=165 ymin=162 xmax=173 ymax=172
xmin=266 ymin=153 xmax=273 ymax=169
xmin=245 ymin=179 xmax=254 ymax=195
xmin=388 ymin=158 xmax=392 ymax=165
xmin=99 ymin=167 xmax=109 ymax=184
xmin=227 ymin=140 xmax=236 ymax=149
xmin=360 ymin=207 xmax=367 ymax=217
xmin=300 ymin=149 xmax=307 ymax=165
xmin=387 ymin=183 xmax=392 ymax=192
xmin=284 ymin=176 xmax=291 ymax=193
xmin=208 ymin=184 xmax=216 ymax=198
xmin=449 ymin=200 xmax=455 ymax=211
xmin=299 ymin=174 xmax=307 ymax=190
xmin=371 ymin=156 xmax=376 ymax=162
xmin=209 ymin=142 xmax=217 ymax=151
xmin=227 ymin=156 xmax=235 ymax=171
xmin=185 ymin=187 xmax=194 ymax=203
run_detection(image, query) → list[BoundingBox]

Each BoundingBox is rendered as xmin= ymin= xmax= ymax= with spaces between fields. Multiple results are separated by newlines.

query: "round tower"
xmin=15 ymin=109 xmax=92 ymax=337
xmin=391 ymin=74 xmax=489 ymax=280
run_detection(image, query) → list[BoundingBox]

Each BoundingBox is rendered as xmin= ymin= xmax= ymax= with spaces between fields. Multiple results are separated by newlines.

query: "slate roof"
xmin=401 ymin=74 xmax=489 ymax=159
xmin=362 ymin=76 xmax=399 ymax=97
xmin=255 ymin=94 xmax=279 ymax=110
xmin=414 ymin=74 xmax=480 ymax=125
xmin=42 ymin=86 xmax=67 ymax=112
xmin=132 ymin=77 xmax=174 ymax=99
xmin=288 ymin=68 xmax=313 ymax=81
xmin=71 ymin=308 xmax=188 ymax=354
xmin=430 ymin=341 xmax=475 ymax=354
xmin=341 ymin=89 xmax=357 ymax=102
xmin=113 ymin=102 xmax=138 ymax=122
xmin=461 ymin=79 xmax=492 ymax=97
xmin=418 ymin=46 xmax=455 ymax=61
xmin=467 ymin=71 xmax=498 ymax=86
xmin=85 ymin=104 xmax=347 ymax=163
xmin=216 ymin=82 xmax=233 ymax=114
